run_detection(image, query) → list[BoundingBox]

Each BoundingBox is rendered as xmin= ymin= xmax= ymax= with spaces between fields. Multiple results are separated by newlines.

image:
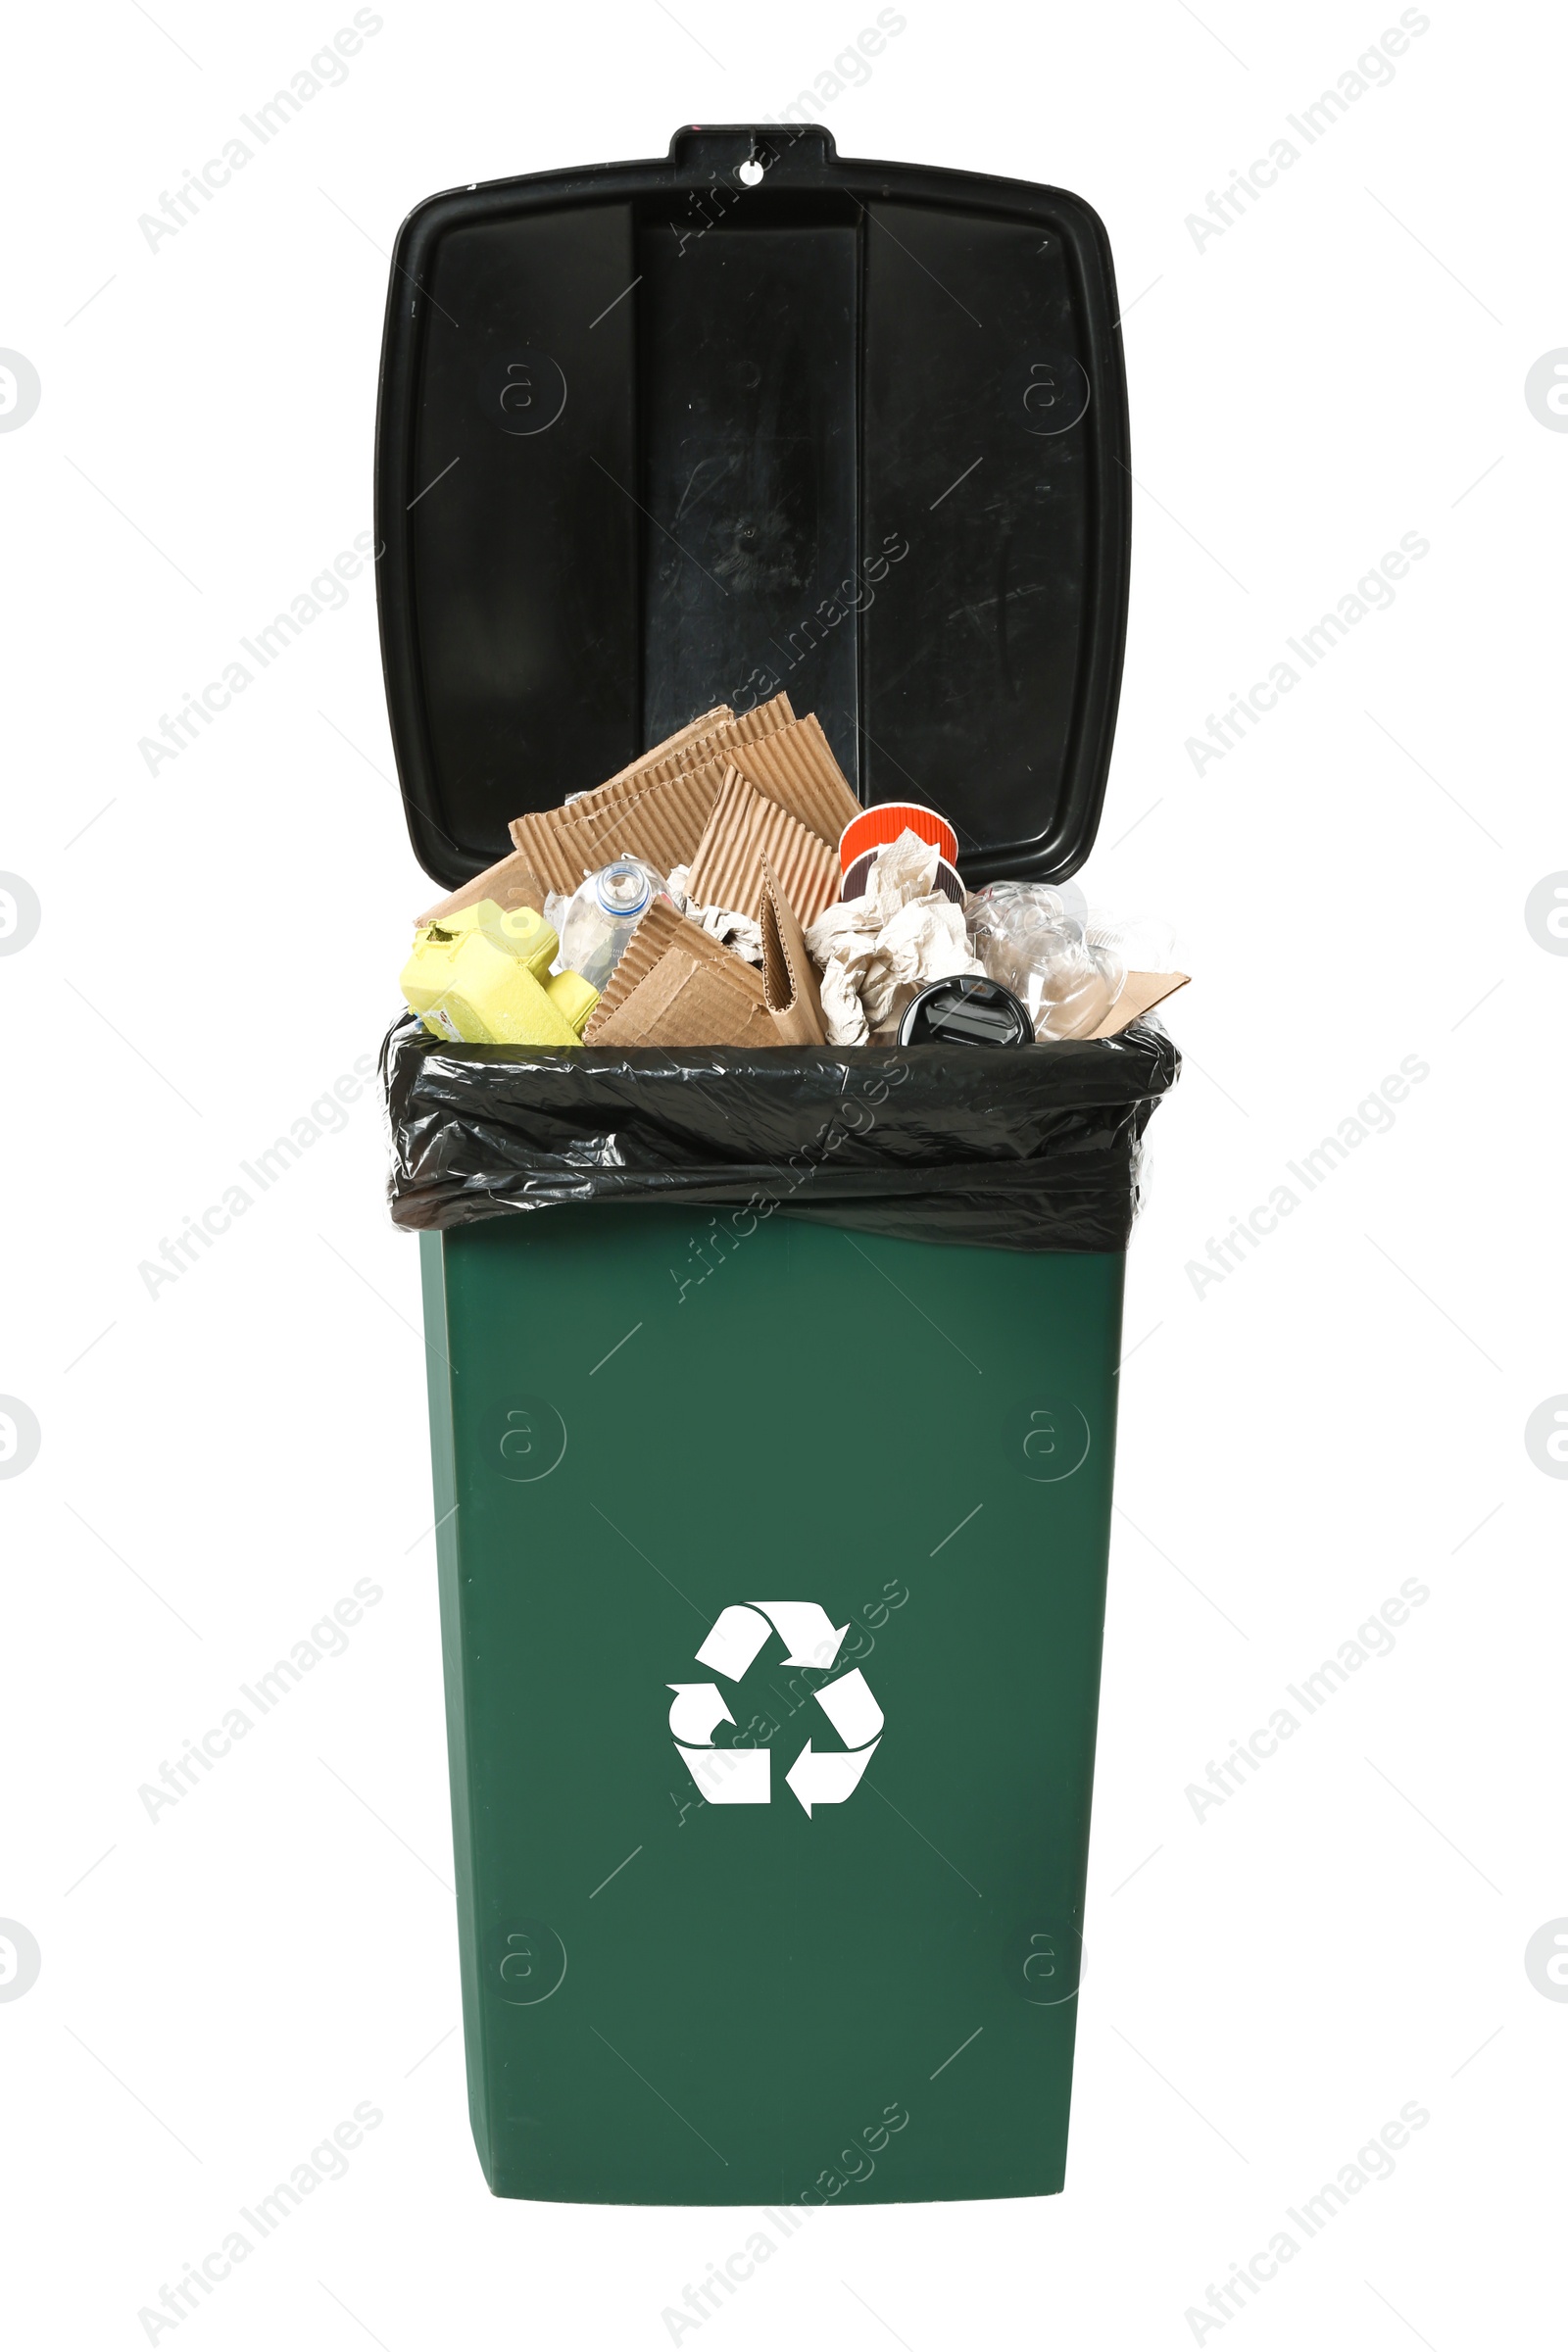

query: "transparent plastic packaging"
xmin=558 ymin=858 xmax=672 ymax=991
xmin=965 ymin=882 xmax=1127 ymax=1042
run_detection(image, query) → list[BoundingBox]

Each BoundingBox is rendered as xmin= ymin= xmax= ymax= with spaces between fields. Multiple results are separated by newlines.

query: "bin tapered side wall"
xmin=420 ymin=1239 xmax=495 ymax=2180
xmin=422 ymin=1208 xmax=1126 ymax=2206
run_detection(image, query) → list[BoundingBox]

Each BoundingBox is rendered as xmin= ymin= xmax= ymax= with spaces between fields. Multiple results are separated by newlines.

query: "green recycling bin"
xmin=419 ymin=1208 xmax=1128 ymax=2204
xmin=376 ymin=125 xmax=1173 ymax=2203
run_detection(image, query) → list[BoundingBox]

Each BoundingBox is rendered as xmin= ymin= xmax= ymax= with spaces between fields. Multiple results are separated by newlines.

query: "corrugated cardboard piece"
xmin=1087 ymin=970 xmax=1190 ymax=1039
xmin=416 ymin=852 xmax=547 ymax=928
xmin=508 ymin=694 xmax=797 ymax=891
xmin=591 ymin=949 xmax=778 ymax=1049
xmin=509 ymin=766 xmax=721 ymax=894
xmin=686 ymin=766 xmax=842 ymax=925
xmin=583 ymin=901 xmax=768 ymax=1044
xmin=759 ymin=857 xmax=826 ymax=1047
xmin=612 ymin=693 xmax=795 ymax=794
xmin=611 ymin=712 xmax=857 ymax=906
xmin=727 ymin=712 xmax=861 ymax=848
xmin=601 ymin=704 xmax=733 ymax=788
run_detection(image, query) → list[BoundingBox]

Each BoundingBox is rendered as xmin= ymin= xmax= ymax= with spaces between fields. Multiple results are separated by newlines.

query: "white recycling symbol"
xmin=669 ymin=1601 xmax=883 ymax=1817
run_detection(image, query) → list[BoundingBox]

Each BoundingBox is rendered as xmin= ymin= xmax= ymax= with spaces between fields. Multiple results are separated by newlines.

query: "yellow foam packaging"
xmin=400 ymin=901 xmax=600 ymax=1047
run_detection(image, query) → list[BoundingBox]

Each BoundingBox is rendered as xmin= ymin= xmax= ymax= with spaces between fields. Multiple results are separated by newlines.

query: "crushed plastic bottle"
xmin=558 ymin=857 xmax=671 ymax=991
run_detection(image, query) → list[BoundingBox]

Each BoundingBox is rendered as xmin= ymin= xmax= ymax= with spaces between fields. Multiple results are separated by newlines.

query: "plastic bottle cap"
xmin=597 ymin=862 xmax=653 ymax=916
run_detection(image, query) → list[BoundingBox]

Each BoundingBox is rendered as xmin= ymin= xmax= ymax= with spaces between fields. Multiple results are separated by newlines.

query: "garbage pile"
xmin=399 ymin=696 xmax=1188 ymax=1050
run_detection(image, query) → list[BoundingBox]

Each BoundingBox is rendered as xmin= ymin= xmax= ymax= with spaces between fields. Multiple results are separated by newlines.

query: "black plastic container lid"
xmin=374 ymin=123 xmax=1130 ymax=893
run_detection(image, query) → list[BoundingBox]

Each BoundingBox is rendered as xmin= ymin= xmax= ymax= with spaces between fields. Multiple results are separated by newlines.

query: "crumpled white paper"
xmin=666 ymin=864 xmax=763 ymax=966
xmin=805 ymin=829 xmax=983 ymax=1045
xmin=818 ymin=955 xmax=870 ymax=1045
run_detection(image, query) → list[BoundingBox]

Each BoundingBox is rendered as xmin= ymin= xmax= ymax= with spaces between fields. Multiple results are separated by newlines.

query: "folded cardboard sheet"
xmin=609 ymin=694 xmax=794 ymax=793
xmin=507 ymin=693 xmax=797 ymax=891
xmin=759 ymin=858 xmax=827 ymax=1047
xmin=590 ymin=947 xmax=779 ymax=1049
xmin=599 ymin=703 xmax=736 ymax=789
xmin=686 ymin=766 xmax=842 ymax=926
xmin=1088 ymin=970 xmax=1190 ymax=1038
xmin=501 ymin=697 xmax=859 ymax=902
xmin=416 ymin=852 xmax=548 ymax=928
xmin=583 ymin=901 xmax=769 ymax=1046
xmin=725 ymin=712 xmax=861 ymax=849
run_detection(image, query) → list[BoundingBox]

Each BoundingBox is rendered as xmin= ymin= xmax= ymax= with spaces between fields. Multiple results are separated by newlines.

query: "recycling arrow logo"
xmin=669 ymin=1602 xmax=884 ymax=1817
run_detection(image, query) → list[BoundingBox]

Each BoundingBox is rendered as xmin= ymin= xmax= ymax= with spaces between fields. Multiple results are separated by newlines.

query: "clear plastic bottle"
xmin=558 ymin=858 xmax=670 ymax=991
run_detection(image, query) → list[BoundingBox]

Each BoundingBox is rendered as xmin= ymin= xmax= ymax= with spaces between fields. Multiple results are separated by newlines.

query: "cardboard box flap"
xmin=586 ymin=900 xmax=691 ymax=1032
xmin=416 ymin=851 xmax=548 ymax=928
xmin=584 ymin=900 xmax=766 ymax=1042
xmin=760 ymin=857 xmax=827 ymax=1048
xmin=1087 ymin=970 xmax=1190 ymax=1039
xmin=600 ymin=705 xmax=734 ymax=787
xmin=686 ymin=766 xmax=841 ymax=925
xmin=590 ymin=690 xmax=796 ymax=800
xmin=591 ymin=948 xmax=778 ymax=1049
xmin=507 ymin=693 xmax=798 ymax=892
xmin=509 ymin=771 xmax=723 ymax=892
xmin=593 ymin=707 xmax=854 ymax=883
xmin=730 ymin=713 xmax=861 ymax=849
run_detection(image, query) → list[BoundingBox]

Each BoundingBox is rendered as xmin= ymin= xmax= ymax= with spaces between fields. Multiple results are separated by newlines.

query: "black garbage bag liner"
xmin=382 ymin=1012 xmax=1179 ymax=1254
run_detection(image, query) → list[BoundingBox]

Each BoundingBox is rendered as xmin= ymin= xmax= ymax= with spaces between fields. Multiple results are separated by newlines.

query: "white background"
xmin=3 ymin=1 xmax=1564 ymax=2345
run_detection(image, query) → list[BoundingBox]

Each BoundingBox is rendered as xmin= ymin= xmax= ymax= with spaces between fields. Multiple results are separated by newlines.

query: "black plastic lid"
xmin=374 ymin=124 xmax=1130 ymax=892
xmin=899 ymin=975 xmax=1034 ymax=1049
